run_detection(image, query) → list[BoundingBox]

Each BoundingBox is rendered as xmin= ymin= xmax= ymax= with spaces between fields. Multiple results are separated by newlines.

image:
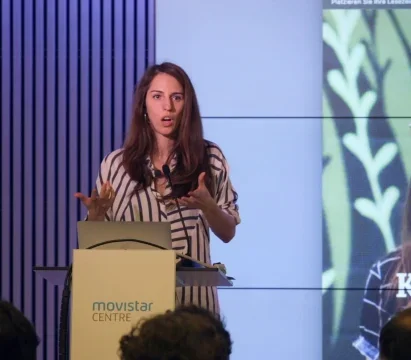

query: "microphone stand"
xmin=162 ymin=165 xmax=195 ymax=268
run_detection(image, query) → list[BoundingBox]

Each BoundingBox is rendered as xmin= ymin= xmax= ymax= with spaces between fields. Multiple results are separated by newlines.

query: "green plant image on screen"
xmin=322 ymin=8 xmax=411 ymax=360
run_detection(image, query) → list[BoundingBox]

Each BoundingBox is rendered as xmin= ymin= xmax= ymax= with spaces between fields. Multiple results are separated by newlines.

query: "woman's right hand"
xmin=74 ymin=182 xmax=115 ymax=221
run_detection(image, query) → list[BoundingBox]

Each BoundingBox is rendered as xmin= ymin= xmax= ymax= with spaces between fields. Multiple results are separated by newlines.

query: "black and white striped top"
xmin=353 ymin=250 xmax=403 ymax=360
xmin=94 ymin=140 xmax=241 ymax=315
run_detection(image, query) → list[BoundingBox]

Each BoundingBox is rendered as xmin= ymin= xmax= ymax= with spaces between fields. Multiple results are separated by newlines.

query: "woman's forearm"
xmin=202 ymin=202 xmax=236 ymax=243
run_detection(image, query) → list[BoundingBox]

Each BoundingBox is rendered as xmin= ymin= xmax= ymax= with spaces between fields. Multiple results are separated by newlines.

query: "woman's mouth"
xmin=162 ymin=117 xmax=174 ymax=127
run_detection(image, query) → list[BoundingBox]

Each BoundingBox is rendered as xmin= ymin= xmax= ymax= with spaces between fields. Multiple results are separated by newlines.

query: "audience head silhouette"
xmin=0 ymin=300 xmax=39 ymax=360
xmin=119 ymin=305 xmax=232 ymax=360
xmin=380 ymin=307 xmax=411 ymax=360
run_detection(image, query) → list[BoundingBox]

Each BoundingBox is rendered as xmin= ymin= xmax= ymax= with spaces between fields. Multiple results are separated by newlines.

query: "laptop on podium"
xmin=77 ymin=221 xmax=172 ymax=251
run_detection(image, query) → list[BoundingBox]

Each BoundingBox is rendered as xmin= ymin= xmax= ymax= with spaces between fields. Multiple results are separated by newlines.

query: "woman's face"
xmin=145 ymin=73 xmax=185 ymax=138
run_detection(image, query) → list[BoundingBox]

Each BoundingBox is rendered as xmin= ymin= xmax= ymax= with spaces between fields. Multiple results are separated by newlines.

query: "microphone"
xmin=154 ymin=169 xmax=163 ymax=178
xmin=162 ymin=164 xmax=194 ymax=266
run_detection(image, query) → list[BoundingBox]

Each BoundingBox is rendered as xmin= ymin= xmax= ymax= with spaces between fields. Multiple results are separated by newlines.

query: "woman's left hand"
xmin=178 ymin=172 xmax=216 ymax=212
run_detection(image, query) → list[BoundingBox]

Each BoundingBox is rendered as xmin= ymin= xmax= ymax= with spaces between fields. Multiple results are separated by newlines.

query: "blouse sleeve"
xmin=92 ymin=155 xmax=113 ymax=221
xmin=213 ymin=151 xmax=241 ymax=225
xmin=352 ymin=262 xmax=383 ymax=360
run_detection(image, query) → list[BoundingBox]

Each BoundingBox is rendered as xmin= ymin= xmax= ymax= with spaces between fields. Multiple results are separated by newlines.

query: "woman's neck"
xmin=153 ymin=136 xmax=175 ymax=164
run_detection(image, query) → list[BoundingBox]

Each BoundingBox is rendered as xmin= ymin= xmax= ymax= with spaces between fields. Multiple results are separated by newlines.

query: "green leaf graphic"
xmin=342 ymin=133 xmax=366 ymax=163
xmin=373 ymin=143 xmax=398 ymax=176
xmin=359 ymin=91 xmax=377 ymax=117
xmin=323 ymin=23 xmax=339 ymax=51
xmin=381 ymin=186 xmax=400 ymax=220
xmin=322 ymin=268 xmax=336 ymax=294
xmin=328 ymin=70 xmax=348 ymax=104
xmin=347 ymin=43 xmax=365 ymax=83
xmin=354 ymin=198 xmax=378 ymax=222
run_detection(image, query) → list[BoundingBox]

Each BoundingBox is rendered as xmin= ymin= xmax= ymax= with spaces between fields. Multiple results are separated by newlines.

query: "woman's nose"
xmin=163 ymin=98 xmax=173 ymax=111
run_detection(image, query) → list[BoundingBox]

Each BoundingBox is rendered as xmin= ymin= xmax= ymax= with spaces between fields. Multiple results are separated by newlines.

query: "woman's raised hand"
xmin=74 ymin=182 xmax=115 ymax=221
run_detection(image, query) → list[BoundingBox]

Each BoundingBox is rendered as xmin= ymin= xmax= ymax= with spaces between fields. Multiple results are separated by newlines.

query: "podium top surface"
xmin=33 ymin=266 xmax=233 ymax=287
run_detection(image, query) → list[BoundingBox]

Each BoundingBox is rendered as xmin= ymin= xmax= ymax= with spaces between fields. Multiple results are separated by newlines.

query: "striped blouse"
xmin=94 ymin=140 xmax=241 ymax=315
xmin=353 ymin=250 xmax=403 ymax=360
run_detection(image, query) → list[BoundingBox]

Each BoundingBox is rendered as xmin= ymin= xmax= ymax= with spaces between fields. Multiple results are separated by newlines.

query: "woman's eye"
xmin=153 ymin=94 xmax=161 ymax=99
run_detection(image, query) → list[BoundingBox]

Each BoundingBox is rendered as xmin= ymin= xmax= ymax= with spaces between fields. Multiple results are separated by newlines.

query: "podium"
xmin=34 ymin=249 xmax=232 ymax=360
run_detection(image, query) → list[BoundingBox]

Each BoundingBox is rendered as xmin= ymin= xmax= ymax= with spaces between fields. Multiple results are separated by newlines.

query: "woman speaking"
xmin=74 ymin=62 xmax=241 ymax=315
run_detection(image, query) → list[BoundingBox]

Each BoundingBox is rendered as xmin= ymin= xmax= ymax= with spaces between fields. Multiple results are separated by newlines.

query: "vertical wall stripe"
xmin=0 ymin=0 xmax=2 ymax=307
xmin=113 ymin=0 xmax=124 ymax=149
xmin=34 ymin=1 xmax=46 ymax=358
xmin=137 ymin=0 xmax=147 ymax=80
xmin=0 ymin=0 xmax=11 ymax=304
xmin=55 ymin=0 xmax=68 ymax=355
xmin=102 ymin=0 xmax=113 ymax=167
xmin=12 ymin=0 xmax=23 ymax=314
xmin=0 ymin=1 xmax=154 ymax=359
xmin=91 ymin=0 xmax=102 ymax=199
xmin=124 ymin=0 xmax=136 ymax=136
xmin=147 ymin=0 xmax=156 ymax=66
xmin=68 ymin=0 xmax=79 ymax=258
xmin=79 ymin=0 xmax=91 ymax=220
xmin=23 ymin=0 xmax=34 ymax=327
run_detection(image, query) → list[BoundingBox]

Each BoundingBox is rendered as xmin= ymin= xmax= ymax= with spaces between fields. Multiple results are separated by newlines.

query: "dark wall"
xmin=0 ymin=0 xmax=155 ymax=358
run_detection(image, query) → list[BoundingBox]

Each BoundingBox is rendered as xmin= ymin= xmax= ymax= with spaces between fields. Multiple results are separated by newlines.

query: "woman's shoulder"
xmin=367 ymin=249 xmax=402 ymax=284
xmin=370 ymin=249 xmax=401 ymax=267
xmin=205 ymin=139 xmax=223 ymax=153
xmin=101 ymin=148 xmax=125 ymax=169
xmin=204 ymin=140 xmax=228 ymax=169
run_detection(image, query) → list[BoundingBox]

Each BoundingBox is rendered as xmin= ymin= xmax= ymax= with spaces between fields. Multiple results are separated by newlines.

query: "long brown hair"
xmin=121 ymin=62 xmax=213 ymax=199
